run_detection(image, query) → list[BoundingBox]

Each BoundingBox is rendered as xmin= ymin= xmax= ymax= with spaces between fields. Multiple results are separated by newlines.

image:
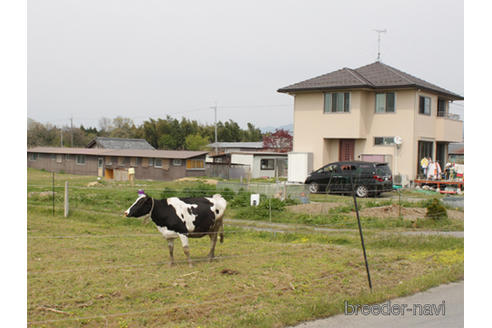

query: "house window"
xmin=118 ymin=157 xmax=125 ymax=166
xmin=56 ymin=155 xmax=63 ymax=163
xmin=419 ymin=96 xmax=431 ymax=115
xmin=324 ymin=92 xmax=350 ymax=113
xmin=374 ymin=137 xmax=395 ymax=145
xmin=155 ymin=159 xmax=163 ymax=168
xmin=437 ymin=99 xmax=447 ymax=117
xmin=29 ymin=153 xmax=38 ymax=161
xmin=136 ymin=158 xmax=141 ymax=166
xmin=76 ymin=155 xmax=86 ymax=165
xmin=186 ymin=159 xmax=205 ymax=170
xmin=375 ymin=93 xmax=395 ymax=113
xmin=260 ymin=159 xmax=275 ymax=170
xmin=130 ymin=157 xmax=137 ymax=166
xmin=51 ymin=154 xmax=56 ymax=160
xmin=149 ymin=158 xmax=154 ymax=167
xmin=65 ymin=154 xmax=71 ymax=160
xmin=105 ymin=156 xmax=112 ymax=165
xmin=172 ymin=159 xmax=183 ymax=166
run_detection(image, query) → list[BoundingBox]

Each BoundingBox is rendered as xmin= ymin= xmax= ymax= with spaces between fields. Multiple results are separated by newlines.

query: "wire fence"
xmin=26 ymin=175 xmax=464 ymax=326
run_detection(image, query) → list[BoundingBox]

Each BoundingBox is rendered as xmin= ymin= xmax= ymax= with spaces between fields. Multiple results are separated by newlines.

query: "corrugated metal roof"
xmin=209 ymin=151 xmax=288 ymax=157
xmin=448 ymin=143 xmax=464 ymax=154
xmin=278 ymin=62 xmax=463 ymax=100
xmin=87 ymin=137 xmax=155 ymax=150
xmin=207 ymin=142 xmax=264 ymax=149
xmin=27 ymin=147 xmax=208 ymax=159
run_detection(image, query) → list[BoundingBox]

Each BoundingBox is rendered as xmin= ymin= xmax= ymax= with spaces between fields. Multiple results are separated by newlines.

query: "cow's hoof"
xmin=169 ymin=262 xmax=175 ymax=267
xmin=208 ymin=256 xmax=215 ymax=262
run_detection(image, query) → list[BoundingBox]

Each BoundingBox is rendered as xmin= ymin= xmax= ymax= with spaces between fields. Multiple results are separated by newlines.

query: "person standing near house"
xmin=420 ymin=157 xmax=429 ymax=178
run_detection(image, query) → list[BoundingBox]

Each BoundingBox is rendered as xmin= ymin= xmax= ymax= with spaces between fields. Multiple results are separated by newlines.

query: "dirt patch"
xmin=353 ymin=205 xmax=464 ymax=220
xmin=286 ymin=202 xmax=345 ymax=215
xmin=174 ymin=177 xmax=218 ymax=185
xmin=286 ymin=203 xmax=464 ymax=220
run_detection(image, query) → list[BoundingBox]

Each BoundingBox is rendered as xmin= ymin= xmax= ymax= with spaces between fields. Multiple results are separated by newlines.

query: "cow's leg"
xmin=178 ymin=234 xmax=192 ymax=267
xmin=207 ymin=230 xmax=218 ymax=261
xmin=167 ymin=238 xmax=175 ymax=267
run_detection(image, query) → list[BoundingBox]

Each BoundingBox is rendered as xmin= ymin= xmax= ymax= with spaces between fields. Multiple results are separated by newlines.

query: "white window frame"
xmin=154 ymin=158 xmax=163 ymax=168
xmin=419 ymin=96 xmax=431 ymax=116
xmin=323 ymin=92 xmax=351 ymax=113
xmin=260 ymin=159 xmax=275 ymax=170
xmin=149 ymin=158 xmax=154 ymax=167
xmin=172 ymin=159 xmax=183 ymax=166
xmin=56 ymin=155 xmax=63 ymax=163
xmin=374 ymin=137 xmax=396 ymax=146
xmin=29 ymin=153 xmax=38 ymax=161
xmin=375 ymin=92 xmax=396 ymax=113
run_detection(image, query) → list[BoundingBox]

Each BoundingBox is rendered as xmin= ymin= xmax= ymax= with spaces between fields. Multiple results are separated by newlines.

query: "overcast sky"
xmin=27 ymin=0 xmax=464 ymax=129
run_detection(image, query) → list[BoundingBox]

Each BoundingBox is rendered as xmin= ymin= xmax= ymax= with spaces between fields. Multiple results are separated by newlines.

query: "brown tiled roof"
xmin=277 ymin=62 xmax=463 ymax=100
xmin=27 ymin=147 xmax=208 ymax=159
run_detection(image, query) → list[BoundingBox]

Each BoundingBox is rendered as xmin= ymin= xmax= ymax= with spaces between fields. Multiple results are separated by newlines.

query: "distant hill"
xmin=260 ymin=124 xmax=293 ymax=134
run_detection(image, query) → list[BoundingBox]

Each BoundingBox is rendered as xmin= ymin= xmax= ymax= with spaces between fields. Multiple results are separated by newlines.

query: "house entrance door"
xmin=97 ymin=157 xmax=104 ymax=177
xmin=417 ymin=141 xmax=433 ymax=176
xmin=436 ymin=142 xmax=447 ymax=171
xmin=339 ymin=139 xmax=355 ymax=161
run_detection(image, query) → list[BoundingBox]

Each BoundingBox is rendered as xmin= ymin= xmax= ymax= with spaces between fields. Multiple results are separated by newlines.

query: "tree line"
xmin=27 ymin=116 xmax=264 ymax=151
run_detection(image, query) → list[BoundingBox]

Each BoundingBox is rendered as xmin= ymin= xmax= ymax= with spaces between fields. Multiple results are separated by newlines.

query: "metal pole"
xmin=213 ymin=102 xmax=218 ymax=155
xmin=64 ymin=181 xmax=69 ymax=217
xmin=351 ymin=175 xmax=372 ymax=290
xmin=52 ymin=172 xmax=55 ymax=216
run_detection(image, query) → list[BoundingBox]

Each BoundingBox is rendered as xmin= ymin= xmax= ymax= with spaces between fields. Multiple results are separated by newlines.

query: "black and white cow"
xmin=124 ymin=193 xmax=227 ymax=266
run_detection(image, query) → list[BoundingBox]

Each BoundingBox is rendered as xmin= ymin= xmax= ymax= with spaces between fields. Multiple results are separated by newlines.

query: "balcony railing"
xmin=437 ymin=112 xmax=462 ymax=121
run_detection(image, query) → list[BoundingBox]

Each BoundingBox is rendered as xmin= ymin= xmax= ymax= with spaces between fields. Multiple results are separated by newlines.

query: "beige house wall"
xmin=292 ymin=88 xmax=463 ymax=180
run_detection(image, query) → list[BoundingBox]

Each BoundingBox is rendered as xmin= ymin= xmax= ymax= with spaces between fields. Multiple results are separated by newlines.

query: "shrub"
xmin=425 ymin=198 xmax=448 ymax=220
xmin=219 ymin=188 xmax=236 ymax=201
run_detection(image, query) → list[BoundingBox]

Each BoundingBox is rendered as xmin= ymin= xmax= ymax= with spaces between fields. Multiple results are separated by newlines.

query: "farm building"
xmin=27 ymin=147 xmax=207 ymax=181
xmin=207 ymin=152 xmax=288 ymax=179
xmin=86 ymin=137 xmax=155 ymax=150
xmin=278 ymin=61 xmax=464 ymax=181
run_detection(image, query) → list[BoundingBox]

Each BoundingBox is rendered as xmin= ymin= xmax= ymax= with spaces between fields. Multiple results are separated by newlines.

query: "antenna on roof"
xmin=373 ymin=29 xmax=387 ymax=62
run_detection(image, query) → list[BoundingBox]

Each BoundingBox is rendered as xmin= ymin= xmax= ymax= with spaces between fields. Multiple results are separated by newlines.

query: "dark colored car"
xmin=305 ymin=161 xmax=393 ymax=197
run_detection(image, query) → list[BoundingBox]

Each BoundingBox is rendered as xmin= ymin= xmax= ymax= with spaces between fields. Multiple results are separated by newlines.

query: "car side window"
xmin=340 ymin=165 xmax=356 ymax=172
xmin=324 ymin=164 xmax=338 ymax=173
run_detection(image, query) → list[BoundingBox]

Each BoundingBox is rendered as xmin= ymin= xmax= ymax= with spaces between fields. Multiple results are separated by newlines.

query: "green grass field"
xmin=27 ymin=169 xmax=464 ymax=327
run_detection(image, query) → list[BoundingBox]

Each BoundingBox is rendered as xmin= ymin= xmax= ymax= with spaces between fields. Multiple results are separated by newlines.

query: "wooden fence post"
xmin=64 ymin=181 xmax=69 ymax=218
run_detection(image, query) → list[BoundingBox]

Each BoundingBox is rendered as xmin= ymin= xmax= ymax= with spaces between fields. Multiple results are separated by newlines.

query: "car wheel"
xmin=355 ymin=185 xmax=369 ymax=198
xmin=309 ymin=182 xmax=320 ymax=193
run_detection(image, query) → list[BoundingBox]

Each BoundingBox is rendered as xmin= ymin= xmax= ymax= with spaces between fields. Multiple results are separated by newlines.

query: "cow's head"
xmin=124 ymin=194 xmax=152 ymax=218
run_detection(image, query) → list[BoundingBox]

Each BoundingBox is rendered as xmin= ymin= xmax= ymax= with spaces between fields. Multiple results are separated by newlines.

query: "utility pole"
xmin=374 ymin=29 xmax=387 ymax=62
xmin=70 ymin=117 xmax=74 ymax=147
xmin=211 ymin=102 xmax=218 ymax=154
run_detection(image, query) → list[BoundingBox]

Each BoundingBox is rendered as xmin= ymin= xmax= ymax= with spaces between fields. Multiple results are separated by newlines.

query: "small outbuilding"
xmin=27 ymin=147 xmax=207 ymax=181
xmin=207 ymin=152 xmax=288 ymax=179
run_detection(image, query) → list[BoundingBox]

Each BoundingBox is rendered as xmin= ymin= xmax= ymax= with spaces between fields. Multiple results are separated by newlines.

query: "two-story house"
xmin=278 ymin=61 xmax=463 ymax=181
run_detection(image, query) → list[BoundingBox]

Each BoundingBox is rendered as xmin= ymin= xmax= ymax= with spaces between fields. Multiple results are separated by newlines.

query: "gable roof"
xmin=27 ymin=147 xmax=207 ymax=160
xmin=87 ymin=137 xmax=155 ymax=150
xmin=277 ymin=62 xmax=463 ymax=100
